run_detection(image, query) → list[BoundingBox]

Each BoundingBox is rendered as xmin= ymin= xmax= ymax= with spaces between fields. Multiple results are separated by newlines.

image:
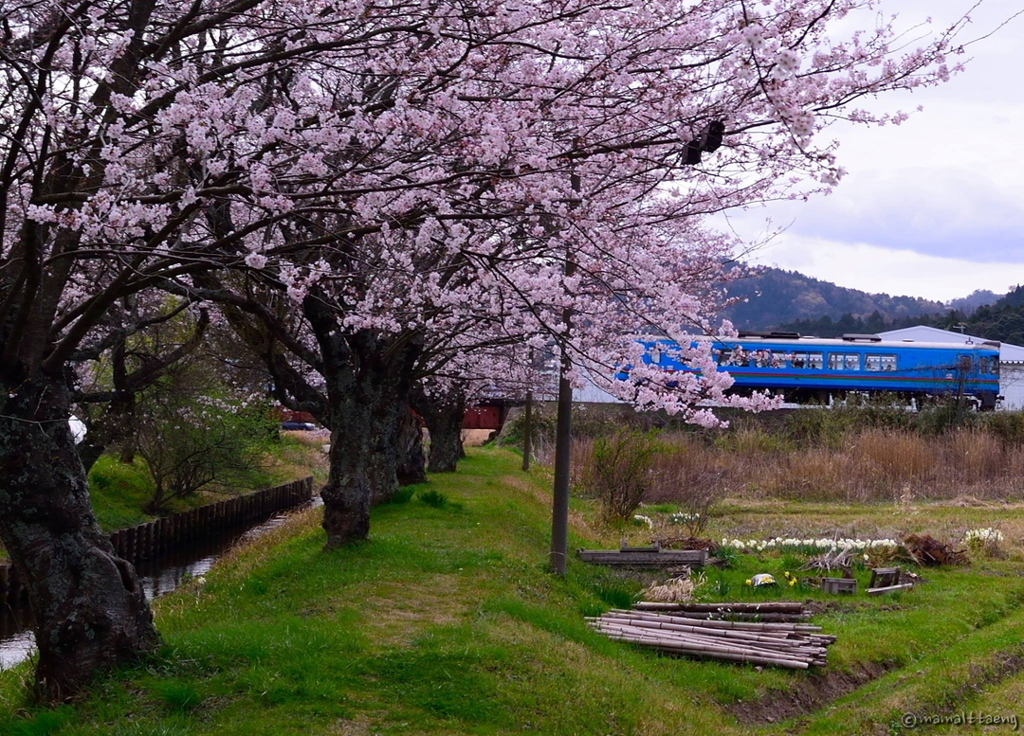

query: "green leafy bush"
xmin=136 ymin=397 xmax=278 ymax=513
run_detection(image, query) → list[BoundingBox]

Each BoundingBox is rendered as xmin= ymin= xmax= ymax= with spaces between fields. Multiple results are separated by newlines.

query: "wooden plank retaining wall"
xmin=0 ymin=476 xmax=315 ymax=604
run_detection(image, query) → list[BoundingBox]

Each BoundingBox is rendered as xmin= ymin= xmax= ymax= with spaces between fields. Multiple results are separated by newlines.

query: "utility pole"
xmin=522 ymin=387 xmax=533 ymax=471
xmin=548 ymin=122 xmax=721 ymax=573
xmin=550 ymin=172 xmax=580 ymax=575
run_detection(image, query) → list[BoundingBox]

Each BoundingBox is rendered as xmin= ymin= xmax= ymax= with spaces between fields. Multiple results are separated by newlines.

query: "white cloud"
xmin=723 ymin=1 xmax=1024 ymax=298
xmin=747 ymin=235 xmax=1024 ymax=303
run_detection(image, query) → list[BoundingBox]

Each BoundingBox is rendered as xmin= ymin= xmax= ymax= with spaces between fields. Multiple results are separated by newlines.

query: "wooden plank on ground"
xmin=577 ymin=548 xmax=707 ymax=567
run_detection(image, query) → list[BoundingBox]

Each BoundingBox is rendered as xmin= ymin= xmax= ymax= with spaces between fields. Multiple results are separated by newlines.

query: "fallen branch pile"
xmin=588 ymin=605 xmax=835 ymax=670
xmin=902 ymin=534 xmax=968 ymax=566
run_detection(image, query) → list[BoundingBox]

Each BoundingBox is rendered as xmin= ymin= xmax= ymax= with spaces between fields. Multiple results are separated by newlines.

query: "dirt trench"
xmin=729 ymin=661 xmax=893 ymax=725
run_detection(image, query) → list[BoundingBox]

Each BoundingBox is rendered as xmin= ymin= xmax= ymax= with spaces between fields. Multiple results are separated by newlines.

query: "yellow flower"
xmin=789 ymin=579 xmax=797 ymax=586
xmin=744 ymin=579 xmax=752 ymax=586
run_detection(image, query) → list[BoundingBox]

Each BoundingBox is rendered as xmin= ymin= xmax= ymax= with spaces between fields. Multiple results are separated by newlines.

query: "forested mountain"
xmin=730 ymin=270 xmax=1024 ymax=345
xmin=947 ymin=290 xmax=1000 ymax=316
xmin=721 ymin=267 xmax=945 ymax=330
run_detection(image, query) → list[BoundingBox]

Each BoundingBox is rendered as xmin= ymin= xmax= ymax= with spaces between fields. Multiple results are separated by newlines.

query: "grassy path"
xmin=4 ymin=448 xmax=1024 ymax=735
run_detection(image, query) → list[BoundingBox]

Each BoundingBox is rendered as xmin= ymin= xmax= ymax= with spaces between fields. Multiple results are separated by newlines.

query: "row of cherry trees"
xmin=0 ymin=0 xmax=975 ymax=700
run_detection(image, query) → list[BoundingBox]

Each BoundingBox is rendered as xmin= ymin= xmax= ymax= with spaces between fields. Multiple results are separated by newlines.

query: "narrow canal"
xmin=0 ymin=496 xmax=322 ymax=671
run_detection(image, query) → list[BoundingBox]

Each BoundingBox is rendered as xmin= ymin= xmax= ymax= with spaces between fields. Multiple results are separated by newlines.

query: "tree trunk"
xmin=321 ymin=378 xmax=407 ymax=545
xmin=366 ymin=394 xmax=407 ymax=505
xmin=410 ymin=385 xmax=466 ymax=473
xmin=396 ymin=409 xmax=427 ymax=486
xmin=317 ymin=326 xmax=421 ymax=547
xmin=321 ymin=420 xmax=374 ymax=546
xmin=0 ymin=378 xmax=158 ymax=702
xmin=427 ymin=411 xmax=464 ymax=473
xmin=522 ymin=389 xmax=533 ymax=471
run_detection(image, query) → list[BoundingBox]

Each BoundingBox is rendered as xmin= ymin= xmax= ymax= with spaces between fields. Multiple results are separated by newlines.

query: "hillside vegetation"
xmin=724 ymin=265 xmax=1024 ymax=345
xmin=5 ymin=448 xmax=1024 ymax=735
xmin=721 ymin=267 xmax=944 ymax=331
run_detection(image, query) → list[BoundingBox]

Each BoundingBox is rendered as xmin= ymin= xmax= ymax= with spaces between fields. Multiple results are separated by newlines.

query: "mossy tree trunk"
xmin=0 ymin=378 xmax=158 ymax=701
xmin=304 ymin=299 xmax=422 ymax=546
xmin=396 ymin=409 xmax=427 ymax=486
xmin=410 ymin=384 xmax=466 ymax=473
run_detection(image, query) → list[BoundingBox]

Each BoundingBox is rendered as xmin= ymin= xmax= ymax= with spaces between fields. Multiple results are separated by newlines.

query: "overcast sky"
xmin=725 ymin=0 xmax=1024 ymax=304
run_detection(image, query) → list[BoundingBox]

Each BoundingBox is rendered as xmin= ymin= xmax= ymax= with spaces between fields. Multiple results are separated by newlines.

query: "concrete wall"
xmin=999 ymin=364 xmax=1024 ymax=410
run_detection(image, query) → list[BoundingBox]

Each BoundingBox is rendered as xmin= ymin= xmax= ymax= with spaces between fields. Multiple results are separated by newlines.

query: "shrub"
xmin=982 ymin=411 xmax=1024 ymax=446
xmin=136 ymin=397 xmax=277 ymax=513
xmin=714 ymin=427 xmax=794 ymax=454
xmin=913 ymin=400 xmax=981 ymax=435
xmin=580 ymin=429 xmax=664 ymax=521
xmin=497 ymin=404 xmax=557 ymax=462
xmin=647 ymin=437 xmax=724 ymax=535
xmin=417 ymin=489 xmax=449 ymax=508
xmin=782 ymin=407 xmax=859 ymax=449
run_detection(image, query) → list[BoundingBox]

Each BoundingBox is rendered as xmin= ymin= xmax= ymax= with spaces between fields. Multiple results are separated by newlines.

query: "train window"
xmin=980 ymin=357 xmax=989 ymax=374
xmin=752 ymin=349 xmax=777 ymax=368
xmin=726 ymin=349 xmax=749 ymax=367
xmin=828 ymin=353 xmax=860 ymax=370
xmin=789 ymin=351 xmax=823 ymax=369
xmin=650 ymin=350 xmax=662 ymax=365
xmin=866 ymin=354 xmax=898 ymax=371
xmin=959 ymin=355 xmax=971 ymax=372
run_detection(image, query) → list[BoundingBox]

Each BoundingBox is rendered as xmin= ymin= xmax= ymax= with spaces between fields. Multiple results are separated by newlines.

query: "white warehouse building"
xmin=878 ymin=326 xmax=1024 ymax=411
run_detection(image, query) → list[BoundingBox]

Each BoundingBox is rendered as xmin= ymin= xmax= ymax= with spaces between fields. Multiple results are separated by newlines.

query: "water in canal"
xmin=0 ymin=497 xmax=322 ymax=671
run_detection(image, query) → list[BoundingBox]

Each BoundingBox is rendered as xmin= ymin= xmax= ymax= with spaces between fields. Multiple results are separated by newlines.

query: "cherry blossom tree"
xmin=0 ymin=0 xmax=982 ymax=699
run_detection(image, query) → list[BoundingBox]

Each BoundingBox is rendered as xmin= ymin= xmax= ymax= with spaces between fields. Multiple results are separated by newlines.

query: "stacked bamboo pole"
xmin=588 ymin=606 xmax=835 ymax=669
xmin=632 ymin=601 xmax=811 ymax=623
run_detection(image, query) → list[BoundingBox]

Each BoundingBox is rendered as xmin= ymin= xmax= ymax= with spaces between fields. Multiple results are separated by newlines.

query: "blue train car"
xmin=640 ymin=332 xmax=1001 ymax=409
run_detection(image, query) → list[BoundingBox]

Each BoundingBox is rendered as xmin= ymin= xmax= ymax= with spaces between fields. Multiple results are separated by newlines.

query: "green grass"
xmin=4 ymin=447 xmax=1024 ymax=735
xmin=87 ymin=455 xmax=160 ymax=530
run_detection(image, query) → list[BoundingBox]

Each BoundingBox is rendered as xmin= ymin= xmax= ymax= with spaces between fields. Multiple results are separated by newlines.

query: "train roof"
xmin=643 ymin=334 xmax=1001 ymax=351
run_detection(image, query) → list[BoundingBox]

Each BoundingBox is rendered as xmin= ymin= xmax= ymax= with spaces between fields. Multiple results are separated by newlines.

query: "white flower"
xmin=964 ymin=528 xmax=1004 ymax=545
xmin=668 ymin=512 xmax=699 ymax=525
xmin=741 ymin=24 xmax=765 ymax=50
xmin=776 ymin=49 xmax=801 ymax=74
xmin=244 ymin=252 xmax=267 ymax=269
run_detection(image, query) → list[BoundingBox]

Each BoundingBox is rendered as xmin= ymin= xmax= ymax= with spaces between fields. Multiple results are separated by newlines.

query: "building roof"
xmin=878 ymin=326 xmax=1024 ymax=363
